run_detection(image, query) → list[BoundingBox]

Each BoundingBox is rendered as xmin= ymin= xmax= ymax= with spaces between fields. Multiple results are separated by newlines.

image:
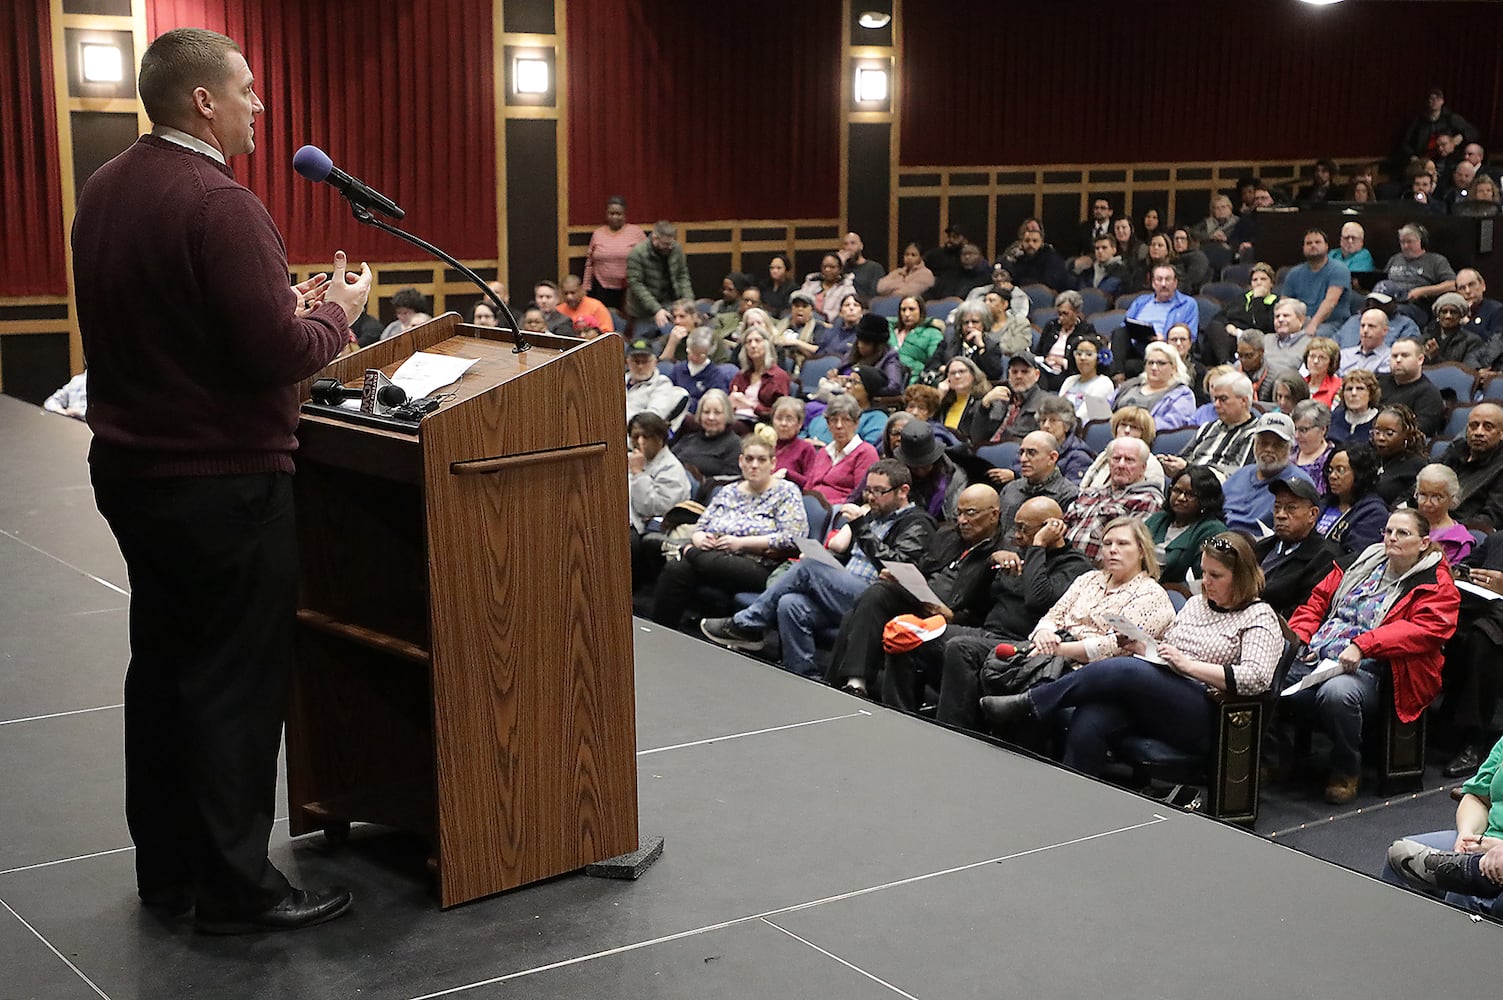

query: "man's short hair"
xmin=1275 ymin=296 xmax=1308 ymax=322
xmin=138 ymin=27 xmax=241 ymax=125
xmin=1214 ymin=371 xmax=1254 ymax=401
xmin=534 ymin=279 xmax=558 ymax=293
xmin=1151 ymin=263 xmax=1177 ymax=281
xmin=1108 ymin=436 xmax=1150 ymax=463
xmin=686 ymin=329 xmax=714 ymax=353
xmin=561 ymin=274 xmax=582 ymax=290
xmin=1093 ymin=234 xmax=1115 ymax=246
xmin=1392 ymin=335 xmax=1427 ymax=356
xmin=1302 ymin=227 xmax=1329 ymax=243
xmin=1237 ymin=328 xmax=1266 ymax=350
xmin=1398 ymin=223 xmax=1428 ymax=247
xmin=391 ymin=287 xmax=428 ymax=312
xmin=867 ymin=458 xmax=912 ymax=491
xmin=653 ymin=220 xmax=676 ymax=238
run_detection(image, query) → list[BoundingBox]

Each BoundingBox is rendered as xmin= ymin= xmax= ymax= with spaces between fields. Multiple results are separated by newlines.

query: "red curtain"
xmin=146 ymin=0 xmax=497 ymax=265
xmin=902 ymin=1 xmax=1503 ymax=167
xmin=566 ymin=0 xmax=842 ymax=226
xmin=0 ymin=3 xmax=66 ymax=296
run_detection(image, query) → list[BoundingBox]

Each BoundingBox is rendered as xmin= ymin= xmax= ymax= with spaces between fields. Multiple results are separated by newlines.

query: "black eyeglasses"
xmin=864 ymin=484 xmax=898 ymax=497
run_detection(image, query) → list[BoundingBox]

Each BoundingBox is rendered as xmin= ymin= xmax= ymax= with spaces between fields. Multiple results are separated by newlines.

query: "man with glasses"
xmin=626 ymin=220 xmax=694 ymax=332
xmin=996 ymin=430 xmax=1078 ymax=536
xmin=822 ymin=484 xmax=1004 ymax=698
xmin=1075 ymin=196 xmax=1114 ymax=263
xmin=1329 ymin=221 xmax=1374 ymax=273
xmin=1254 ymin=477 xmax=1336 ymax=618
xmin=1456 ymin=270 xmax=1503 ymax=369
xmin=1441 ymin=402 xmax=1503 ymax=530
xmin=700 ymin=460 xmax=934 ymax=678
xmin=1220 ymin=413 xmax=1315 ymax=535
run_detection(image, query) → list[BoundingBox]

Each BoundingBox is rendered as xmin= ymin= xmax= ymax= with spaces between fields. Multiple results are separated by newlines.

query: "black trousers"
xmin=650 ymin=546 xmax=775 ymax=628
xmin=595 ymin=286 xmax=624 ymax=312
xmin=824 ymin=580 xmax=920 ymax=691
xmin=1442 ymin=627 xmax=1503 ymax=741
xmin=93 ymin=472 xmax=295 ymax=916
xmin=934 ymin=633 xmax=1011 ymax=731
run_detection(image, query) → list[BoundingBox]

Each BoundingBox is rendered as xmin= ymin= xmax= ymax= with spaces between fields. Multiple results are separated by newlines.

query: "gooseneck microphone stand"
xmin=347 ymin=201 xmax=531 ymax=354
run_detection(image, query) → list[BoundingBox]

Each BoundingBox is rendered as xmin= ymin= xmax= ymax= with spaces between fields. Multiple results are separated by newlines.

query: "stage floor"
xmin=1 ymin=395 xmax=1493 ymax=1000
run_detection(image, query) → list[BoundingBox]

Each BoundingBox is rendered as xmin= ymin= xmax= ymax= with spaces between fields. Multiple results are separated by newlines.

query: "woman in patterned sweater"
xmin=981 ymin=530 xmax=1284 ymax=778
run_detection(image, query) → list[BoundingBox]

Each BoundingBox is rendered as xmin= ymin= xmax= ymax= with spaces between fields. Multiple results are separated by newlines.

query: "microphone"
xmin=993 ymin=643 xmax=1018 ymax=658
xmin=293 ymin=145 xmax=405 ymax=221
xmin=311 ymin=375 xmax=406 ymax=408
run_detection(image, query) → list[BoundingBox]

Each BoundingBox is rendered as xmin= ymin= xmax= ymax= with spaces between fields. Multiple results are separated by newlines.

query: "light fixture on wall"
xmin=857 ymin=10 xmax=891 ymax=29
xmin=513 ymin=57 xmax=550 ymax=95
xmin=855 ymin=66 xmax=888 ymax=104
xmin=80 ymin=42 xmax=123 ymax=83
xmin=1298 ymin=0 xmax=1344 ymax=5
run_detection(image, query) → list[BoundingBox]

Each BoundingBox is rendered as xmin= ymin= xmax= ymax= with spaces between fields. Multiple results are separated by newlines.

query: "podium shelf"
xmin=296 ymin=609 xmax=431 ymax=668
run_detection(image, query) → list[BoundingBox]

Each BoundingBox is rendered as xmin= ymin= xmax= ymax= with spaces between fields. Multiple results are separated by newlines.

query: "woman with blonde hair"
xmin=1110 ymin=340 xmax=1196 ymax=431
xmin=1079 ymin=406 xmax=1167 ymax=491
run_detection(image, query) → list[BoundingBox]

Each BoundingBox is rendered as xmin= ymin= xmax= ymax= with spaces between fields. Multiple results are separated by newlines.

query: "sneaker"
xmin=699 ymin=617 xmax=766 ymax=651
xmin=1324 ymin=773 xmax=1359 ymax=805
xmin=1387 ymin=839 xmax=1478 ymax=894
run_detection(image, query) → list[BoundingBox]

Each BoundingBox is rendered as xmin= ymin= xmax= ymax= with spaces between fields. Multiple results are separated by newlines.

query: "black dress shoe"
xmin=195 ymin=886 xmax=352 ymax=935
xmin=1444 ymin=744 xmax=1483 ymax=778
xmin=979 ymin=693 xmax=1034 ymax=731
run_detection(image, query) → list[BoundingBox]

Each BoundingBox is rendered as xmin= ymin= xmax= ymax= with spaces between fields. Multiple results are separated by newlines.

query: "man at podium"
xmin=72 ymin=27 xmax=372 ymax=934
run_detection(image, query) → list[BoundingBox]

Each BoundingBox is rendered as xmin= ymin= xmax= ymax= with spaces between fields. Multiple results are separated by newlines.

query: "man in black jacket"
xmin=924 ymin=498 xmax=1093 ymax=728
xmin=701 ymin=460 xmax=935 ymax=678
xmin=1443 ymin=402 xmax=1503 ymax=531
xmin=1255 ymin=478 xmax=1337 ymax=618
xmin=822 ymin=483 xmax=1003 ymax=697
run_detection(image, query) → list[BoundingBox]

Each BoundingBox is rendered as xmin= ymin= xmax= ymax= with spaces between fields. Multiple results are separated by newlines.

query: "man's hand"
xmin=654 ymin=308 xmax=671 ymax=330
xmin=323 ymin=250 xmax=372 ymax=325
xmin=993 ymin=549 xmax=1023 ymax=575
xmin=1469 ymin=567 xmax=1503 ymax=595
xmin=627 ymin=449 xmax=646 ymax=475
xmin=982 ymin=385 xmax=1011 ymax=407
xmin=986 ymin=468 xmax=1016 ymax=485
xmin=1337 ymin=642 xmax=1363 ymax=673
xmin=293 ymin=272 xmax=330 ymax=317
xmin=1158 ymin=455 xmax=1187 ymax=478
xmin=1033 ymin=517 xmax=1066 ymax=549
xmin=1480 ymin=841 xmax=1503 ymax=885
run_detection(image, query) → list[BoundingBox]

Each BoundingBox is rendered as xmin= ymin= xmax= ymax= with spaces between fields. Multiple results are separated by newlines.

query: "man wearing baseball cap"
xmin=624 ymin=337 xmax=689 ymax=427
xmin=1220 ymin=412 xmax=1315 ymax=535
xmin=1255 ymin=476 xmax=1337 ymax=618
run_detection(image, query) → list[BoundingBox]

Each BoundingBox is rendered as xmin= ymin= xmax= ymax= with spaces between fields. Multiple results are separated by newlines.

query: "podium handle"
xmin=451 ymin=442 xmax=607 ymax=476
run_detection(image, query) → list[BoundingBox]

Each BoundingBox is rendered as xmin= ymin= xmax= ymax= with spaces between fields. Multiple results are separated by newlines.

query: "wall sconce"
xmin=857 ymin=11 xmax=891 ymax=29
xmin=513 ymin=57 xmax=549 ymax=95
xmin=854 ymin=65 xmax=889 ymax=105
xmin=80 ymin=42 xmax=124 ymax=83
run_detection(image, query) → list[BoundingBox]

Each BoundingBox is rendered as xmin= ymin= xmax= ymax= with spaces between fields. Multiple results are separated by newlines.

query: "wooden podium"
xmin=285 ymin=314 xmax=639 ymax=907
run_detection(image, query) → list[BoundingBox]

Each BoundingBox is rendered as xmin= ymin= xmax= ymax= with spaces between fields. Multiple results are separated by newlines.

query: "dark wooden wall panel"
xmin=504 ymin=119 xmax=559 ymax=304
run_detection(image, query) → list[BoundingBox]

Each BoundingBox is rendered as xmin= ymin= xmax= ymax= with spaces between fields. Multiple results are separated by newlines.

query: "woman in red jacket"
xmin=1283 ymin=508 xmax=1460 ymax=805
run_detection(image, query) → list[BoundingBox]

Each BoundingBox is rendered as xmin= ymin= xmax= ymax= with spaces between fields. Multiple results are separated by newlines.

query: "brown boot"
xmin=1324 ymin=773 xmax=1359 ymax=805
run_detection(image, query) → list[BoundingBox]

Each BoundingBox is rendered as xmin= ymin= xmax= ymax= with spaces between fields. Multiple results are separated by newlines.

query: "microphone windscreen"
xmin=993 ymin=642 xmax=1017 ymax=658
xmin=293 ymin=144 xmax=334 ymax=182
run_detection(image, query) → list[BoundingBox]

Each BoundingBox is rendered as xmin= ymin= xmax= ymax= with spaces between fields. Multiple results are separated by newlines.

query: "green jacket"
xmin=1145 ymin=512 xmax=1228 ymax=585
xmin=888 ymin=318 xmax=945 ymax=384
xmin=626 ymin=240 xmax=694 ymax=319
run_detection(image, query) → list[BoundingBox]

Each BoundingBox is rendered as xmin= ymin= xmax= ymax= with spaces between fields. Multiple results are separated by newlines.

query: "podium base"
xmin=584 ymin=836 xmax=664 ymax=880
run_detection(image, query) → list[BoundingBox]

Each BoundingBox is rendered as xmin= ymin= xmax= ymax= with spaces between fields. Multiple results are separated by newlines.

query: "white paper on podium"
xmin=391 ymin=352 xmax=480 ymax=400
xmin=884 ymin=561 xmax=942 ymax=606
xmin=795 ymin=538 xmax=843 ymax=568
xmin=1282 ymin=658 xmax=1344 ymax=697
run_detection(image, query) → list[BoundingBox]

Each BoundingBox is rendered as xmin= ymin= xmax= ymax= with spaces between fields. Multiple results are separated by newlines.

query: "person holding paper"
xmin=980 ymin=532 xmax=1283 ymax=779
xmin=698 ymin=460 xmax=934 ymax=678
xmin=1282 ymin=509 xmax=1460 ymax=804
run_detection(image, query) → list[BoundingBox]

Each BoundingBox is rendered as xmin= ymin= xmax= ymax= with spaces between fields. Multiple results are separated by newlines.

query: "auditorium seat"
xmin=1077 ymin=288 xmax=1109 ymax=316
xmin=1021 ymin=284 xmax=1056 ymax=311
xmin=1088 ymin=310 xmax=1126 ymax=336
xmin=1201 ymin=281 xmax=1246 ymax=305
xmin=1427 ymin=363 xmax=1479 ymax=404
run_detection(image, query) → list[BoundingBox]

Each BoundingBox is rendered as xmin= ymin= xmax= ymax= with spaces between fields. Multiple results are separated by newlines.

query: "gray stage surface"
xmin=0 ymin=394 xmax=1493 ymax=1000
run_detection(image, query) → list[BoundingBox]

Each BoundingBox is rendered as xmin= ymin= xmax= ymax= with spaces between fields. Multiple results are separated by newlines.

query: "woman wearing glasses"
xmin=1109 ymin=340 xmax=1197 ymax=431
xmin=980 ymin=530 xmax=1283 ymax=779
xmin=1145 ymin=467 xmax=1228 ymax=585
xmin=1283 ymin=509 xmax=1460 ymax=804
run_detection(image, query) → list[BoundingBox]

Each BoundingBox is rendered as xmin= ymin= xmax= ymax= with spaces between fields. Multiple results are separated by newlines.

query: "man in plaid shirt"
xmin=1063 ymin=437 xmax=1163 ymax=561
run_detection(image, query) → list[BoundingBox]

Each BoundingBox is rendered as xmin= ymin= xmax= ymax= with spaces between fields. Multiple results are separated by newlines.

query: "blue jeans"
xmin=1379 ymin=829 xmax=1503 ymax=916
xmin=1026 ymin=655 xmax=1214 ymax=777
xmin=1282 ymin=658 xmax=1381 ymax=776
xmin=734 ymin=559 xmax=869 ymax=678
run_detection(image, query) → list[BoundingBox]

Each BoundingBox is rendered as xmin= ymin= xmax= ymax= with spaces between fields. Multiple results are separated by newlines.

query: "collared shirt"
xmin=1339 ymin=344 xmax=1391 ymax=375
xmin=152 ymin=124 xmax=225 ymax=164
xmin=1063 ymin=482 xmax=1163 ymax=563
xmin=1181 ymin=415 xmax=1259 ymax=479
xmin=845 ymin=503 xmax=910 ymax=583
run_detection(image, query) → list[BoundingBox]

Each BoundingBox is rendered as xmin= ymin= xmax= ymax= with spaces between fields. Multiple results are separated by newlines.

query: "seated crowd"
xmin=533 ymin=110 xmax=1503 ymax=920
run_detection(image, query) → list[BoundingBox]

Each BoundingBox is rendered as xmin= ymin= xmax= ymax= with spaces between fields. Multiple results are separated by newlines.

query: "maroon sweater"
xmin=72 ymin=135 xmax=348 ymax=477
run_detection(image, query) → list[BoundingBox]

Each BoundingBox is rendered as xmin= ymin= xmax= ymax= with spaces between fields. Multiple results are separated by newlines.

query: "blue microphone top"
xmin=292 ymin=145 xmax=334 ymax=182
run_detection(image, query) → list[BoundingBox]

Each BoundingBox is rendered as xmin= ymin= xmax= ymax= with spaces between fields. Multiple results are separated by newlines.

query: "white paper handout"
xmin=884 ymin=561 xmax=942 ymax=607
xmin=391 ymin=352 xmax=481 ymax=400
xmin=795 ymin=538 xmax=844 ymax=568
xmin=1457 ymin=580 xmax=1503 ymax=602
xmin=1101 ymin=613 xmax=1167 ymax=665
xmin=1281 ymin=658 xmax=1344 ymax=697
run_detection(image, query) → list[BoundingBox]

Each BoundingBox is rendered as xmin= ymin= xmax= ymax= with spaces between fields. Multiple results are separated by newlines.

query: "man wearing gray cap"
xmin=1422 ymin=292 xmax=1482 ymax=364
xmin=1254 ymin=477 xmax=1337 ymax=618
xmin=1220 ymin=412 xmax=1315 ymax=535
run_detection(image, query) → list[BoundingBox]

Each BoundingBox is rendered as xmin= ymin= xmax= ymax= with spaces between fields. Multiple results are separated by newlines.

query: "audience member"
xmin=1271 ymin=372 xmax=1311 ymax=415
xmin=1171 ymin=227 xmax=1210 ymax=294
xmin=886 ymin=295 xmax=945 ymax=385
xmin=1063 ymin=437 xmax=1163 ymax=561
xmin=839 ymin=315 xmax=905 ymax=396
xmin=1009 ymin=226 xmax=1074 ymax=292
xmin=1209 ymin=262 xmax=1279 ymax=365
xmin=972 ymin=355 xmax=1049 ymax=445
xmin=1378 ymin=336 xmax=1446 ymax=437
xmin=1328 ymin=368 xmax=1382 ymax=443
xmin=529 ymin=280 xmax=574 ymax=336
xmin=667 ymin=328 xmax=733 ymax=412
xmin=625 ymin=337 xmax=689 ymax=425
xmin=770 ymin=397 xmax=821 ymax=488
xmin=1190 ymin=193 xmax=1238 ymax=247
xmin=806 ymin=366 xmax=887 ymax=446
xmin=1335 ymin=294 xmax=1418 ymax=352
xmin=1304 ymin=337 xmax=1343 ymax=407
xmin=933 ymin=242 xmax=991 ymax=300
xmin=583 ymin=196 xmax=646 ymax=312
xmin=43 ymin=371 xmax=88 ymax=420
xmin=758 ymin=254 xmax=798 ymax=317
xmin=1441 ymin=402 xmax=1503 ymax=530
xmin=818 ymin=293 xmax=866 ymax=360
xmin=557 ymin=274 xmax=614 ymax=334
xmin=1079 ymin=406 xmax=1166 ymax=492
xmin=1221 ymin=413 xmax=1315 ymax=534
xmin=1075 ymin=197 xmax=1115 ymax=261
xmin=626 ymin=221 xmax=694 ymax=330
xmin=774 ymin=291 xmax=827 ymax=373
xmin=1284 ymin=508 xmax=1459 ymax=804
xmin=699 ymin=459 xmax=932 ymax=678
xmin=1145 ymin=466 xmax=1228 ymax=585
xmin=993 ymin=431 xmax=1079 ymax=532
xmin=1371 ymin=404 xmax=1430 ymax=506
xmin=1261 ymin=298 xmax=1311 ymax=378
xmin=1111 ymin=341 xmax=1196 ymax=431
xmin=658 ymin=299 xmax=720 ymax=364
xmin=379 ymin=287 xmax=431 ymax=341
xmin=1318 ymin=441 xmax=1389 ymax=555
xmin=627 ymin=412 xmax=692 ymax=534
xmin=1290 ymin=399 xmax=1336 ymax=493
xmin=1379 ymin=224 xmax=1456 ymax=326
xmin=1118 ymin=264 xmax=1197 ymax=374
xmin=805 ymin=395 xmax=879 ymax=504
xmin=1330 ymin=221 xmax=1374 ymax=273
xmin=1414 ymin=464 xmax=1475 ymax=565
xmin=1280 ymin=230 xmax=1350 ymax=338
xmin=470 ymin=300 xmax=498 ymax=328
xmin=670 ymin=388 xmax=741 ymax=480
xmin=727 ymin=328 xmax=790 ymax=428
xmin=893 ymin=420 xmax=969 ymax=520
xmin=1456 ymin=270 xmax=1503 ymax=366
xmin=923 ymin=224 xmax=967 ymax=292
xmin=1337 ymin=309 xmax=1394 ymax=376
xmin=1161 ymin=371 xmax=1259 ymax=480
xmin=520 ymin=307 xmax=549 ymax=334
xmin=1058 ymin=332 xmax=1114 ymax=420
xmin=1112 ymin=217 xmax=1145 ymax=270
xmin=981 ymin=530 xmax=1281 ymax=779
xmin=1423 ymin=293 xmax=1482 ymax=364
xmin=936 ymin=356 xmax=990 ymax=447
xmin=822 ymin=483 xmax=1002 ymax=698
xmin=876 ymin=242 xmax=936 ymax=300
xmin=1079 ymin=235 xmax=1131 ymax=298
xmin=1236 ymin=329 xmax=1277 ymax=402
xmin=1256 ymin=477 xmax=1338 ymax=618
xmin=840 ymin=232 xmax=885 ymax=300
xmin=1035 ymin=395 xmax=1095 ymax=485
xmin=1402 ymin=87 xmax=1478 ymax=162
xmin=649 ymin=432 xmax=808 ymax=629
xmin=1299 ymin=159 xmax=1340 ymax=203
